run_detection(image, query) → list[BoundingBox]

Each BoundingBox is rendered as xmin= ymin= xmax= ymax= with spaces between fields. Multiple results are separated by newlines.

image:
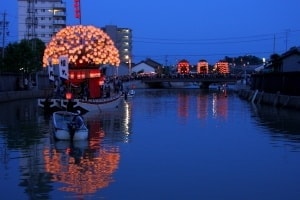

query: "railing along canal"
xmin=141 ymin=74 xmax=242 ymax=84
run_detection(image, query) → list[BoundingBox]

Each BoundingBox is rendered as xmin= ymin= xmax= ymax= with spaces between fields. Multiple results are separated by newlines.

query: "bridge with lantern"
xmin=140 ymin=74 xmax=243 ymax=89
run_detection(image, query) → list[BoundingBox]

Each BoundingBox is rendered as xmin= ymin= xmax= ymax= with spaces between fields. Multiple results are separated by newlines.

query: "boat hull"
xmin=39 ymin=92 xmax=122 ymax=114
xmin=53 ymin=128 xmax=88 ymax=140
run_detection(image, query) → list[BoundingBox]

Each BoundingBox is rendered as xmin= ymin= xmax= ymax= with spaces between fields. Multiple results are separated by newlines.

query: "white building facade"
xmin=281 ymin=47 xmax=300 ymax=72
xmin=101 ymin=25 xmax=132 ymax=64
xmin=18 ymin=0 xmax=66 ymax=44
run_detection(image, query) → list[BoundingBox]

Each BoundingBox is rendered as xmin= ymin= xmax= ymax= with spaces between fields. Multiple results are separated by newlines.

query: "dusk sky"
xmin=1 ymin=0 xmax=300 ymax=65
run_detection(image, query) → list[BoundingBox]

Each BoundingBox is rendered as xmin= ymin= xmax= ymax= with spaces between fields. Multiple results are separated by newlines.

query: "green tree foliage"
xmin=2 ymin=38 xmax=45 ymax=73
xmin=269 ymin=53 xmax=282 ymax=72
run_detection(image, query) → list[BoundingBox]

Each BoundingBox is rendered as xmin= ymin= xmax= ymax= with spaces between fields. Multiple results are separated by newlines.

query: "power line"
xmin=133 ymin=30 xmax=300 ymax=45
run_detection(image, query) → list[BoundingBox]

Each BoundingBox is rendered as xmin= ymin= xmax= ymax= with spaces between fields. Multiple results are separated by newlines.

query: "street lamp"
xmin=125 ymin=55 xmax=131 ymax=75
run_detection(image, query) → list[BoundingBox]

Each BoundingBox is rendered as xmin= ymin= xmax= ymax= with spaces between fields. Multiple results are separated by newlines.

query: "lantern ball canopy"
xmin=43 ymin=25 xmax=120 ymax=67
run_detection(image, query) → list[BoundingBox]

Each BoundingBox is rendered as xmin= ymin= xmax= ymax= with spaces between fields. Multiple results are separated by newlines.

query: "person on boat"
xmin=68 ymin=111 xmax=83 ymax=140
xmin=73 ymin=112 xmax=83 ymax=128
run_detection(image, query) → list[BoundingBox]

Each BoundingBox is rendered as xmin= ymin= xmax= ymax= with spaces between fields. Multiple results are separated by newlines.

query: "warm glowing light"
xmin=66 ymin=92 xmax=72 ymax=100
xmin=177 ymin=59 xmax=190 ymax=74
xmin=43 ymin=25 xmax=120 ymax=67
xmin=216 ymin=61 xmax=230 ymax=74
xmin=197 ymin=60 xmax=209 ymax=74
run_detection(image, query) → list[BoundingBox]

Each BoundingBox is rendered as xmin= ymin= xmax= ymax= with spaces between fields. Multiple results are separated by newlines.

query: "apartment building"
xmin=17 ymin=1 xmax=132 ymax=64
xmin=18 ymin=0 xmax=66 ymax=44
xmin=102 ymin=25 xmax=133 ymax=64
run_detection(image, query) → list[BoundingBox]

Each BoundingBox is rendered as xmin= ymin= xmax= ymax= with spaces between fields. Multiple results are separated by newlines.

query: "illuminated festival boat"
xmin=38 ymin=25 xmax=123 ymax=113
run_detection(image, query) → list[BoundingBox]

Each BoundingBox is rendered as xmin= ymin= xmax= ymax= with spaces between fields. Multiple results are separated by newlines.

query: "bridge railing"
xmin=140 ymin=74 xmax=242 ymax=83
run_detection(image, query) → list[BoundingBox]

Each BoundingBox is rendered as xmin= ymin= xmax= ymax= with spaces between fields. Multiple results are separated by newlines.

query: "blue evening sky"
xmin=1 ymin=0 xmax=300 ymax=65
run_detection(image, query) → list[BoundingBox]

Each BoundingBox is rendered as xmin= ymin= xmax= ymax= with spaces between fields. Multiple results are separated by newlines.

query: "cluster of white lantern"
xmin=43 ymin=25 xmax=120 ymax=67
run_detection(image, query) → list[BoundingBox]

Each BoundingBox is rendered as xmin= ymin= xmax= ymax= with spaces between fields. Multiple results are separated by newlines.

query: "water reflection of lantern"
xmin=43 ymin=145 xmax=120 ymax=195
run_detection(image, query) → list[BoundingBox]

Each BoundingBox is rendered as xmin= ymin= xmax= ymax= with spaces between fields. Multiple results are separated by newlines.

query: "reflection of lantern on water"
xmin=43 ymin=145 xmax=120 ymax=194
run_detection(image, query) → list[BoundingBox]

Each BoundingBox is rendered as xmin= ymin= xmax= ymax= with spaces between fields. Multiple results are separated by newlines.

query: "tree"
xmin=223 ymin=55 xmax=263 ymax=66
xmin=2 ymin=38 xmax=45 ymax=73
xmin=269 ymin=53 xmax=282 ymax=72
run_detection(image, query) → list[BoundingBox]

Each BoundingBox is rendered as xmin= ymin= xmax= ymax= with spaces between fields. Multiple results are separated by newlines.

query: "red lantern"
xmin=66 ymin=92 xmax=72 ymax=100
xmin=99 ymin=80 xmax=104 ymax=86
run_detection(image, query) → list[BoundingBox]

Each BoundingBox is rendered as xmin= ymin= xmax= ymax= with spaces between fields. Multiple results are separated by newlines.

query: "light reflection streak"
xmin=43 ymin=102 xmax=132 ymax=195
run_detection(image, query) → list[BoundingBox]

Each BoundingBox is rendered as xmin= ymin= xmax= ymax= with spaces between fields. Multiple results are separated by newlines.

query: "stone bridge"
xmin=140 ymin=75 xmax=242 ymax=89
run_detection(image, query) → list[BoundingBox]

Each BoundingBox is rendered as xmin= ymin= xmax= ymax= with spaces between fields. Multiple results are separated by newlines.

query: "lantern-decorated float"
xmin=38 ymin=25 xmax=122 ymax=113
xmin=177 ymin=59 xmax=190 ymax=75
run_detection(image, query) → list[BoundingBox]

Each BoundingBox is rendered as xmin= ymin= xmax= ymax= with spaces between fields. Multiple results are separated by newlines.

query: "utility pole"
xmin=273 ymin=34 xmax=276 ymax=53
xmin=165 ymin=55 xmax=168 ymax=67
xmin=285 ymin=29 xmax=290 ymax=52
xmin=0 ymin=11 xmax=9 ymax=60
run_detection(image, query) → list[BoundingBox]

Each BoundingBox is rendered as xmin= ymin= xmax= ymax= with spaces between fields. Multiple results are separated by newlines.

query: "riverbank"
xmin=237 ymin=88 xmax=300 ymax=110
xmin=0 ymin=80 xmax=143 ymax=103
xmin=2 ymin=81 xmax=300 ymax=111
xmin=0 ymin=89 xmax=50 ymax=103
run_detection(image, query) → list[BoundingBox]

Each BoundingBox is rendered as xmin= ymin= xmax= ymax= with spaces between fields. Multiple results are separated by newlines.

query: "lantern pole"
xmin=79 ymin=0 xmax=82 ymax=25
xmin=74 ymin=0 xmax=82 ymax=25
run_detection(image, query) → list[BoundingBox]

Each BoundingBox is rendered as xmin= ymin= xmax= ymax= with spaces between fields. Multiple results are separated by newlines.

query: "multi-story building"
xmin=18 ymin=0 xmax=66 ymax=44
xmin=101 ymin=25 xmax=132 ymax=64
xmin=18 ymin=1 xmax=131 ymax=64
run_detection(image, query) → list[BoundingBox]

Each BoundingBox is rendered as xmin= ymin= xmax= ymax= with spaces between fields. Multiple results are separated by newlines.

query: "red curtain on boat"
xmin=88 ymin=78 xmax=100 ymax=98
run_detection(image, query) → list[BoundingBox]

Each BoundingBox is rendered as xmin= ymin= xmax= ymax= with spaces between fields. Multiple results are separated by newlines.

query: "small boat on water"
xmin=123 ymin=89 xmax=135 ymax=100
xmin=128 ymin=89 xmax=135 ymax=96
xmin=52 ymin=111 xmax=88 ymax=140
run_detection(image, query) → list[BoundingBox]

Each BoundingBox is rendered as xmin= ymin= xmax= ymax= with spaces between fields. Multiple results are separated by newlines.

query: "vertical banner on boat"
xmin=48 ymin=58 xmax=54 ymax=81
xmin=59 ymin=55 xmax=69 ymax=80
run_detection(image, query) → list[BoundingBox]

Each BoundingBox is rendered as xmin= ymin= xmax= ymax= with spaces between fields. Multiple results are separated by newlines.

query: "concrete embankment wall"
xmin=238 ymin=89 xmax=300 ymax=110
xmin=0 ymin=89 xmax=51 ymax=103
xmin=0 ymin=80 xmax=145 ymax=103
xmin=123 ymin=80 xmax=148 ymax=89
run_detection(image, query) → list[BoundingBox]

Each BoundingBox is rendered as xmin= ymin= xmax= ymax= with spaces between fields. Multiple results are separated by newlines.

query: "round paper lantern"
xmin=43 ymin=25 xmax=120 ymax=67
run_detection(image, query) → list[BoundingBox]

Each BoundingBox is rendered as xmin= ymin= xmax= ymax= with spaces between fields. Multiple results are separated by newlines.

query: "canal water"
xmin=1 ymin=88 xmax=300 ymax=200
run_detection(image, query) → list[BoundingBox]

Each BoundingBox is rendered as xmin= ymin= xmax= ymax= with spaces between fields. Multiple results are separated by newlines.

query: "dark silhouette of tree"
xmin=269 ymin=53 xmax=282 ymax=72
xmin=224 ymin=55 xmax=263 ymax=66
xmin=2 ymin=38 xmax=45 ymax=73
